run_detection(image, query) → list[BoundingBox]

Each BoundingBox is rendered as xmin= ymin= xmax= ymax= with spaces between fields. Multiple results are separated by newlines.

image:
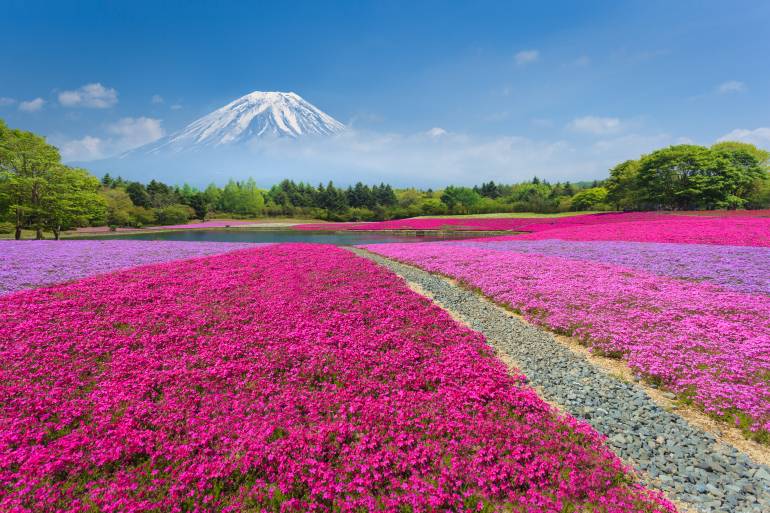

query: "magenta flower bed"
xmin=508 ymin=217 xmax=770 ymax=247
xmin=0 ymin=244 xmax=672 ymax=512
xmin=0 ymin=240 xmax=257 ymax=295
xmin=365 ymin=242 xmax=770 ymax=437
xmin=294 ymin=212 xmax=673 ymax=232
xmin=447 ymin=239 xmax=770 ymax=295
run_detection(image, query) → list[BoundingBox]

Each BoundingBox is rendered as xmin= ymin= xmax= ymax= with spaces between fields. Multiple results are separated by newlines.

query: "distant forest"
xmin=2 ymin=118 xmax=769 ymax=237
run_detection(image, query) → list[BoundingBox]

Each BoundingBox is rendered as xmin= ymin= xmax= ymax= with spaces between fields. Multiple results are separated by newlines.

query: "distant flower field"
xmin=295 ymin=211 xmax=770 ymax=248
xmin=294 ymin=212 xmax=675 ymax=232
xmin=447 ymin=239 xmax=770 ymax=295
xmin=365 ymin=236 xmax=770 ymax=439
xmin=510 ymin=216 xmax=770 ymax=247
xmin=0 ymin=240 xmax=257 ymax=295
xmin=0 ymin=244 xmax=672 ymax=512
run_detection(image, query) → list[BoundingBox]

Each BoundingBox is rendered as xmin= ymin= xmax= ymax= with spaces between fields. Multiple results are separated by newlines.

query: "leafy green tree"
xmin=711 ymin=141 xmax=770 ymax=170
xmin=41 ymin=167 xmax=106 ymax=238
xmin=637 ymin=145 xmax=765 ymax=210
xmin=100 ymin=188 xmax=134 ymax=227
xmin=187 ymin=192 xmax=208 ymax=220
xmin=441 ymin=186 xmax=482 ymax=213
xmin=156 ymin=204 xmax=194 ymax=225
xmin=219 ymin=178 xmax=265 ymax=215
xmin=570 ymin=187 xmax=609 ymax=211
xmin=606 ymin=159 xmax=642 ymax=210
xmin=0 ymin=120 xmax=63 ymax=239
xmin=125 ymin=181 xmax=151 ymax=207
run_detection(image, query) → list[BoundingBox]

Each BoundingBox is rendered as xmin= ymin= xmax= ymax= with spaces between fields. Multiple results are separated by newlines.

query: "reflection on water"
xmin=92 ymin=229 xmax=488 ymax=245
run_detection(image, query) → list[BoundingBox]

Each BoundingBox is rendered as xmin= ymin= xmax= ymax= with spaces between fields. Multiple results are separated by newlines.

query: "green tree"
xmin=0 ymin=121 xmax=63 ymax=239
xmin=606 ymin=159 xmax=642 ymax=210
xmin=570 ymin=187 xmax=609 ymax=211
xmin=441 ymin=186 xmax=482 ymax=213
xmin=100 ymin=187 xmax=134 ymax=227
xmin=125 ymin=181 xmax=151 ymax=207
xmin=156 ymin=204 xmax=194 ymax=225
xmin=637 ymin=145 xmax=765 ymax=210
xmin=41 ymin=167 xmax=106 ymax=239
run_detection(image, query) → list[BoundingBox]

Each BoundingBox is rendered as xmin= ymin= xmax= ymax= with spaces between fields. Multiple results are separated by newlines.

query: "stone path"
xmin=352 ymin=248 xmax=770 ymax=513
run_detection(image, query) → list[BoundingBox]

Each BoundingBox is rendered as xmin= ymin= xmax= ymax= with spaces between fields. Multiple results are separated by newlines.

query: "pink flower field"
xmin=0 ymin=240 xmax=258 ymax=296
xmin=294 ymin=212 xmax=675 ymax=232
xmin=0 ymin=244 xmax=673 ymax=512
xmin=295 ymin=211 xmax=770 ymax=248
xmin=509 ymin=216 xmax=770 ymax=247
xmin=365 ymin=241 xmax=770 ymax=439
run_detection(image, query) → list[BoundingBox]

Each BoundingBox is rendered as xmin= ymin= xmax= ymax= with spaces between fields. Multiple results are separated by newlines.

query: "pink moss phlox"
xmin=366 ymin=242 xmax=770 ymax=435
xmin=0 ymin=244 xmax=673 ymax=512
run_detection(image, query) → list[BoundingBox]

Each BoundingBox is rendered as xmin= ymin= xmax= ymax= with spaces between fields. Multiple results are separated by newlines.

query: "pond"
xmin=92 ymin=229 xmax=488 ymax=245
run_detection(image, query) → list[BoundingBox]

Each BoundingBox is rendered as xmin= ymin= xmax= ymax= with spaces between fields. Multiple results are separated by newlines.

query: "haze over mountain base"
xmin=86 ymin=128 xmax=679 ymax=188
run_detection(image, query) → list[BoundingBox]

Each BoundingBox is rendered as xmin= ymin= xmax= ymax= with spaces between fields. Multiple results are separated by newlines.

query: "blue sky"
xmin=1 ymin=0 xmax=769 ymax=185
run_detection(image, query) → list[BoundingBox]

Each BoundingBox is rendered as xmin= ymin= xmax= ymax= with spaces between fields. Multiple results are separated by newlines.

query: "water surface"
xmin=93 ymin=229 xmax=486 ymax=245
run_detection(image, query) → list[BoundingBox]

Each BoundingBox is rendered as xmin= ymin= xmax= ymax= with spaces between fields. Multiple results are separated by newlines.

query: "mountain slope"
xmin=132 ymin=91 xmax=344 ymax=155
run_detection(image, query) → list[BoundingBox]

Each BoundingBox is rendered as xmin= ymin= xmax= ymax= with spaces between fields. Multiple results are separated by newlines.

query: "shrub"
xmin=0 ymin=222 xmax=15 ymax=234
xmin=155 ymin=204 xmax=195 ymax=225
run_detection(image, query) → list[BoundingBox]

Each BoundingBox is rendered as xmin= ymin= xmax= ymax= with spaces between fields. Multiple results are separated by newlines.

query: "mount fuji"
xmin=128 ymin=91 xmax=345 ymax=155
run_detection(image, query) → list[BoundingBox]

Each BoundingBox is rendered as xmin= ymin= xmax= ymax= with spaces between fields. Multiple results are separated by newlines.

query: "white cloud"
xmin=170 ymin=104 xmax=183 ymax=110
xmin=151 ymin=94 xmax=164 ymax=104
xmin=425 ymin=127 xmax=448 ymax=138
xmin=58 ymin=136 xmax=105 ymax=161
xmin=0 ymin=97 xmax=16 ymax=106
xmin=19 ymin=98 xmax=45 ymax=112
xmin=717 ymin=80 xmax=746 ymax=94
xmin=106 ymin=117 xmax=165 ymax=148
xmin=514 ymin=49 xmax=539 ymax=65
xmin=567 ymin=116 xmax=622 ymax=135
xmin=717 ymin=127 xmax=770 ymax=148
xmin=58 ymin=83 xmax=118 ymax=108
xmin=55 ymin=117 xmax=165 ymax=162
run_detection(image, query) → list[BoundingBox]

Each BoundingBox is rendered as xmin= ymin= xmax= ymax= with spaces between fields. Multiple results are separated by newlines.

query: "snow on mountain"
xmin=130 ymin=91 xmax=344 ymax=155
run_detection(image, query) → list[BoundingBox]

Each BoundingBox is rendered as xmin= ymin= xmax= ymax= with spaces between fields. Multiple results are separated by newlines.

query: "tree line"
xmin=2 ymin=118 xmax=769 ymax=239
xmin=605 ymin=142 xmax=769 ymax=210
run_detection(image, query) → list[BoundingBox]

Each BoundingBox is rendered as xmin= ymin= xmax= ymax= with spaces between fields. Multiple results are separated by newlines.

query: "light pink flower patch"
xmin=0 ymin=244 xmax=673 ymax=512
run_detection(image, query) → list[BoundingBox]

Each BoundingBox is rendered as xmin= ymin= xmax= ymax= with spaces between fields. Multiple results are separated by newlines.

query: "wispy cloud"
xmin=56 ymin=117 xmax=165 ymax=161
xmin=514 ymin=49 xmax=539 ymax=65
xmin=107 ymin=117 xmax=165 ymax=148
xmin=19 ymin=98 xmax=45 ymax=112
xmin=57 ymin=136 xmax=105 ymax=161
xmin=425 ymin=127 xmax=447 ymax=138
xmin=718 ymin=127 xmax=770 ymax=148
xmin=0 ymin=97 xmax=16 ymax=106
xmin=151 ymin=94 xmax=164 ymax=104
xmin=567 ymin=116 xmax=622 ymax=135
xmin=170 ymin=104 xmax=183 ymax=110
xmin=716 ymin=80 xmax=746 ymax=94
xmin=58 ymin=83 xmax=118 ymax=108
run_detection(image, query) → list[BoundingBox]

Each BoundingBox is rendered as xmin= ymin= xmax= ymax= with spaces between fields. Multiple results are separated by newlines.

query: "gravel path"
xmin=352 ymin=248 xmax=770 ymax=513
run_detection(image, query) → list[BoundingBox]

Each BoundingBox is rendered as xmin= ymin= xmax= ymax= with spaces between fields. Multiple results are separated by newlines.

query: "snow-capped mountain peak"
xmin=132 ymin=91 xmax=344 ymax=154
